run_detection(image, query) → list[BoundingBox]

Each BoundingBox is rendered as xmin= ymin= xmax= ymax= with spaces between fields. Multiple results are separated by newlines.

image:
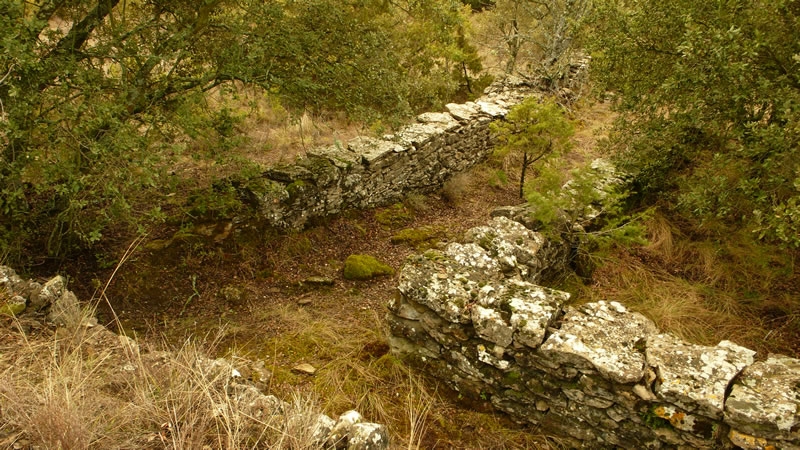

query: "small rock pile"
xmin=387 ymin=212 xmax=800 ymax=449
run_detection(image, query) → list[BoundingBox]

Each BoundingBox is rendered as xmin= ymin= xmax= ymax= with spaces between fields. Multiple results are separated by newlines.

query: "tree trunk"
xmin=519 ymin=151 xmax=529 ymax=199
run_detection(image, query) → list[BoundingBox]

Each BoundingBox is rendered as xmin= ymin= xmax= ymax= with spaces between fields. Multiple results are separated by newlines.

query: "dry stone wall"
xmin=239 ymin=63 xmax=586 ymax=229
xmin=387 ymin=210 xmax=800 ymax=449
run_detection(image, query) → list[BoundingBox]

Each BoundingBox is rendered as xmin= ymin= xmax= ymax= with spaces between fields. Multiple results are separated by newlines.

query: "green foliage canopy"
xmin=0 ymin=0 xmax=485 ymax=263
xmin=586 ymin=0 xmax=800 ymax=246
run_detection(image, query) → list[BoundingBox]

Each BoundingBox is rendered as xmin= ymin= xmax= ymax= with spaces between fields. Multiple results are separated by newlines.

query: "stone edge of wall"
xmin=387 ymin=204 xmax=800 ymax=449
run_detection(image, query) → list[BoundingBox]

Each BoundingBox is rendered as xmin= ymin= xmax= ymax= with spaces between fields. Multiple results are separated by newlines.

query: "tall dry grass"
xmin=583 ymin=211 xmax=799 ymax=355
xmin=0 ymin=304 xmax=336 ymax=449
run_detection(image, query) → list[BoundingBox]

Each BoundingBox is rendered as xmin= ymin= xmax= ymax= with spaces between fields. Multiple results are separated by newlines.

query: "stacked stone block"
xmin=387 ymin=214 xmax=800 ymax=449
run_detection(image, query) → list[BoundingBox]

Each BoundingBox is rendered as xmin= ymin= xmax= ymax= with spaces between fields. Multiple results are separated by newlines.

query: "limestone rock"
xmin=652 ymin=404 xmax=720 ymax=440
xmin=348 ymin=137 xmax=404 ymax=166
xmin=347 ymin=422 xmax=389 ymax=450
xmin=472 ymin=302 xmax=513 ymax=347
xmin=292 ymin=363 xmax=317 ymax=375
xmin=393 ymin=122 xmax=449 ymax=148
xmin=727 ymin=429 xmax=785 ymax=450
xmin=474 ymin=280 xmax=566 ymax=349
xmin=39 ymin=275 xmax=67 ymax=309
xmin=397 ymin=249 xmax=496 ymax=324
xmin=328 ymin=410 xmax=362 ymax=449
xmin=476 ymin=100 xmax=508 ymax=117
xmin=647 ymin=335 xmax=755 ymax=418
xmin=725 ymin=355 xmax=800 ymax=440
xmin=445 ymin=102 xmax=480 ymax=122
xmin=306 ymin=144 xmax=362 ymax=170
xmin=312 ymin=414 xmax=336 ymax=445
xmin=417 ymin=112 xmax=459 ymax=130
xmin=444 ymin=242 xmax=500 ymax=273
xmin=539 ymin=301 xmax=656 ymax=384
xmin=47 ymin=288 xmax=82 ymax=328
xmin=465 ymin=216 xmax=547 ymax=277
xmin=0 ymin=267 xmax=35 ymax=310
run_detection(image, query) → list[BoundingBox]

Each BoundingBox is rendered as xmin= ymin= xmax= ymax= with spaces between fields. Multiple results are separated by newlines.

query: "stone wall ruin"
xmin=387 ymin=209 xmax=800 ymax=449
xmin=237 ymin=62 xmax=587 ymax=229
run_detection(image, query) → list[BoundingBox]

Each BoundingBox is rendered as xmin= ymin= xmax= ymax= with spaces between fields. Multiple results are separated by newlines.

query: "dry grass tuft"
xmin=0 ymin=303 xmax=336 ymax=449
xmin=441 ymin=172 xmax=474 ymax=206
xmin=584 ymin=211 xmax=800 ymax=355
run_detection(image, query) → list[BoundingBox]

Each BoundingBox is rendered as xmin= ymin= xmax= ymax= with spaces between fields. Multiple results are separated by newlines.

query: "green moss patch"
xmin=375 ymin=203 xmax=414 ymax=229
xmin=0 ymin=298 xmax=26 ymax=316
xmin=343 ymin=254 xmax=394 ymax=280
xmin=390 ymin=226 xmax=445 ymax=248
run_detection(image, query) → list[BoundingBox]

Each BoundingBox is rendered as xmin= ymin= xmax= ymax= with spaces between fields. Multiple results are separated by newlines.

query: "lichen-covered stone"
xmin=397 ymin=249 xmax=494 ymax=324
xmin=727 ymin=429 xmax=782 ymax=450
xmin=473 ymin=303 xmax=513 ymax=347
xmin=725 ymin=355 xmax=800 ymax=440
xmin=347 ymin=422 xmax=390 ymax=450
xmin=237 ymin=76 xmax=552 ymax=231
xmin=540 ymin=301 xmax=655 ymax=384
xmin=444 ymin=242 xmax=500 ymax=273
xmin=647 ymin=335 xmax=755 ymax=418
xmin=47 ymin=285 xmax=82 ymax=328
xmin=312 ymin=413 xmax=337 ymax=445
xmin=39 ymin=275 xmax=67 ymax=309
xmin=475 ymin=280 xmax=566 ymax=349
xmin=465 ymin=216 xmax=547 ymax=277
xmin=652 ymin=404 xmax=720 ymax=440
xmin=0 ymin=266 xmax=27 ymax=296
xmin=327 ymin=410 xmax=363 ymax=449
xmin=348 ymin=137 xmax=404 ymax=166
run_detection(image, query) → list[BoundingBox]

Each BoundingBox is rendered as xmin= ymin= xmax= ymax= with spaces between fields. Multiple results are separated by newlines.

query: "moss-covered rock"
xmin=343 ymin=255 xmax=394 ymax=281
xmin=0 ymin=295 xmax=27 ymax=316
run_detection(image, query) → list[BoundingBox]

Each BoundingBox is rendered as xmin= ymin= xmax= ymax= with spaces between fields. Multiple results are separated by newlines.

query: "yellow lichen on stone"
xmin=728 ymin=429 xmax=775 ymax=450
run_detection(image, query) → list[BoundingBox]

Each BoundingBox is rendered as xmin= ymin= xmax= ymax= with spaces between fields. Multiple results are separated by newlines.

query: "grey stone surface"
xmin=540 ymin=301 xmax=655 ymax=384
xmin=237 ymin=77 xmax=554 ymax=230
xmin=725 ymin=355 xmax=800 ymax=440
xmin=347 ymin=422 xmax=390 ymax=450
xmin=475 ymin=280 xmax=566 ymax=349
xmin=465 ymin=216 xmax=548 ymax=278
xmin=647 ymin=334 xmax=755 ymax=418
xmin=445 ymin=102 xmax=479 ymax=122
